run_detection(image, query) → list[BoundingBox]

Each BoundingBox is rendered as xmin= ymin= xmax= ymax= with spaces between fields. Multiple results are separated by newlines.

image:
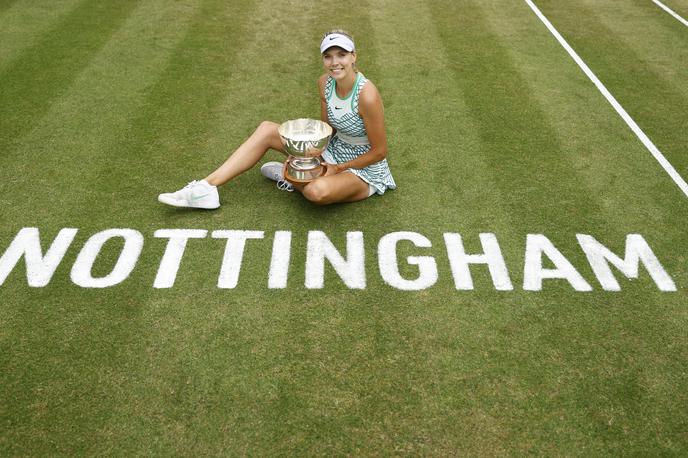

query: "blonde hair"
xmin=322 ymin=29 xmax=354 ymax=43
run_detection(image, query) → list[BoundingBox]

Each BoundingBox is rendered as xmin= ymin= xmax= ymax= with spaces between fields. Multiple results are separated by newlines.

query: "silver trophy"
xmin=278 ymin=118 xmax=333 ymax=184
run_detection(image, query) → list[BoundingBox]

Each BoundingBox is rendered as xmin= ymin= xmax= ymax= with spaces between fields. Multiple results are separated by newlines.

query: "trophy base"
xmin=283 ymin=159 xmax=326 ymax=185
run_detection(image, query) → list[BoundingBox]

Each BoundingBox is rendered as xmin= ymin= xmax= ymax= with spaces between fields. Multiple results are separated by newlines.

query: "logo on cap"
xmin=320 ymin=34 xmax=355 ymax=53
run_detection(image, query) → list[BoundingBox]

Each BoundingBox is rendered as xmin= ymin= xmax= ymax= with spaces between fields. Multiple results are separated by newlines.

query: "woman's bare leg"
xmin=300 ymin=172 xmax=371 ymax=205
xmin=204 ymin=121 xmax=285 ymax=186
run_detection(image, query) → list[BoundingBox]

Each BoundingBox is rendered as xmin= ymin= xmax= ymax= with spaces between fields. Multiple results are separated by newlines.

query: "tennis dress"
xmin=321 ymin=73 xmax=396 ymax=195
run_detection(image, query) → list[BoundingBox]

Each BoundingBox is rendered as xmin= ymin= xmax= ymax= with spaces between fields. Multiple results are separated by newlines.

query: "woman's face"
xmin=322 ymin=47 xmax=356 ymax=80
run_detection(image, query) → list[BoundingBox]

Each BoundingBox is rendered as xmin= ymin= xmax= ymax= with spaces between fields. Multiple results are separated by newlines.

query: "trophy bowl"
xmin=278 ymin=118 xmax=333 ymax=184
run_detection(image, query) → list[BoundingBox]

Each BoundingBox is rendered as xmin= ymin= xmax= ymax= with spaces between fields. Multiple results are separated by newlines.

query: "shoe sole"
xmin=158 ymin=194 xmax=220 ymax=209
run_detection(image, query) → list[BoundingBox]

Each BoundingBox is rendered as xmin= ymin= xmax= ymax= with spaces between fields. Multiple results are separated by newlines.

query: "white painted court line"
xmin=524 ymin=0 xmax=688 ymax=198
xmin=652 ymin=0 xmax=688 ymax=27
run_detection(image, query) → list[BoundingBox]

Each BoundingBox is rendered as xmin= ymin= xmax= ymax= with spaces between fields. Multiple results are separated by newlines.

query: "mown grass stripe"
xmin=364 ymin=0 xmax=560 ymax=443
xmin=652 ymin=0 xmax=688 ymax=27
xmin=0 ymin=0 xmax=204 ymax=227
xmin=100 ymin=1 xmax=422 ymax=453
xmin=662 ymin=0 xmax=688 ymax=18
xmin=365 ymin=0 xmax=531 ymax=306
xmin=0 ymin=0 xmax=84 ymax=71
xmin=51 ymin=0 xmax=267 ymax=453
xmin=0 ymin=0 xmax=18 ymax=14
xmin=367 ymin=0 xmax=520 ymax=229
xmin=367 ymin=2 xmax=678 ymax=452
xmin=577 ymin=0 xmax=688 ymax=114
xmin=336 ymin=6 xmax=526 ymax=453
xmin=476 ymin=0 xmax=688 ymax=315
xmin=530 ymin=0 xmax=688 ymax=196
xmin=240 ymin=3 xmax=442 ymax=452
xmin=0 ymin=1 xmax=224 ymax=454
xmin=0 ymin=0 xmax=138 ymax=155
xmin=479 ymin=3 xmax=688 ymax=451
xmin=497 ymin=0 xmax=688 ymax=256
xmin=479 ymin=2 xmax=682 ymax=224
xmin=429 ymin=0 xmax=609 ymax=233
xmin=68 ymin=0 xmax=266 ymax=226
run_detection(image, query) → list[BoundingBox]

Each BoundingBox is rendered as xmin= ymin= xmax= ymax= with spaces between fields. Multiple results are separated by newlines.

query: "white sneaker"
xmin=260 ymin=161 xmax=294 ymax=192
xmin=158 ymin=180 xmax=220 ymax=209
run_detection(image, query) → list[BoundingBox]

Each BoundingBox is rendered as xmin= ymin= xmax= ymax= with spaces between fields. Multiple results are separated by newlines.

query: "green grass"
xmin=1 ymin=0 xmax=688 ymax=455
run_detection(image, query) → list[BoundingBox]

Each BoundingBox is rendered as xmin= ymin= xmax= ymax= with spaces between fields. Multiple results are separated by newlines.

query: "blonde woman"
xmin=158 ymin=30 xmax=396 ymax=208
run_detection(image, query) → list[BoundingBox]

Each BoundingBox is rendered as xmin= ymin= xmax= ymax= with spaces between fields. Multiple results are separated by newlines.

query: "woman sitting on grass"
xmin=158 ymin=29 xmax=396 ymax=208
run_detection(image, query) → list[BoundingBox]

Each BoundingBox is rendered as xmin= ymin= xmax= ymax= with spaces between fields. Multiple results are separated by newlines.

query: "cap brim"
xmin=320 ymin=35 xmax=355 ymax=53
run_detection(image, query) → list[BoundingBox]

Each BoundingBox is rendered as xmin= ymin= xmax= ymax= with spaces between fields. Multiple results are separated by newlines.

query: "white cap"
xmin=320 ymin=33 xmax=355 ymax=53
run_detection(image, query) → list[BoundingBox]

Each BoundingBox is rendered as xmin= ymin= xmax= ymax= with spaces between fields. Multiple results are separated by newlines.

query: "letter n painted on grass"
xmin=577 ymin=234 xmax=676 ymax=291
xmin=0 ymin=227 xmax=78 ymax=287
xmin=306 ymin=231 xmax=365 ymax=289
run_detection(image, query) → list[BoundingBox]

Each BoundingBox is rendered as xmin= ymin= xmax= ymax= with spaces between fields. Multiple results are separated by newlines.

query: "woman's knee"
xmin=255 ymin=120 xmax=279 ymax=137
xmin=254 ymin=121 xmax=283 ymax=150
xmin=302 ymin=180 xmax=330 ymax=205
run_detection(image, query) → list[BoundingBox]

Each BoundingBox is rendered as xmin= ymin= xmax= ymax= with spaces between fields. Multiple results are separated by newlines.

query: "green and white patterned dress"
xmin=321 ymin=73 xmax=397 ymax=195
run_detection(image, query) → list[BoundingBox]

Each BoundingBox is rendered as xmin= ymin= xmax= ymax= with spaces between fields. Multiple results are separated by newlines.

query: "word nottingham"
xmin=0 ymin=227 xmax=678 ymax=291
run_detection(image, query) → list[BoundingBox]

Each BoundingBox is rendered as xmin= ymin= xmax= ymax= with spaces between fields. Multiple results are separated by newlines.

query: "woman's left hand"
xmin=323 ymin=162 xmax=343 ymax=176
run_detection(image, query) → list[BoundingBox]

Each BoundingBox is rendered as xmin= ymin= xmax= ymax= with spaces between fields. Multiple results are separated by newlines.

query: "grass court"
xmin=1 ymin=0 xmax=688 ymax=454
